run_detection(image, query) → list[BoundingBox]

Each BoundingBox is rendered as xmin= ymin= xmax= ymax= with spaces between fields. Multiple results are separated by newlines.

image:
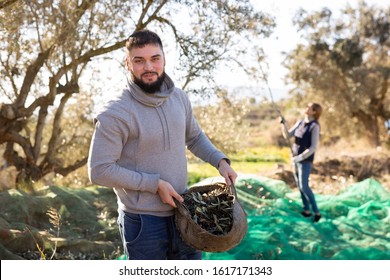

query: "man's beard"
xmin=132 ymin=71 xmax=166 ymax=94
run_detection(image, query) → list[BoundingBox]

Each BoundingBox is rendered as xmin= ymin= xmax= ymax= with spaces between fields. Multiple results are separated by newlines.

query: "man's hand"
xmin=157 ymin=179 xmax=184 ymax=208
xmin=218 ymin=159 xmax=237 ymax=186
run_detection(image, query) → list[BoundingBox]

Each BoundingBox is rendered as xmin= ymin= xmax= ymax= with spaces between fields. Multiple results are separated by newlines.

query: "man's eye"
xmin=134 ymin=60 xmax=144 ymax=64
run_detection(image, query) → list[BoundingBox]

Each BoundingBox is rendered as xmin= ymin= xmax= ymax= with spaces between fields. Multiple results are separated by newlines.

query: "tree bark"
xmin=353 ymin=110 xmax=381 ymax=146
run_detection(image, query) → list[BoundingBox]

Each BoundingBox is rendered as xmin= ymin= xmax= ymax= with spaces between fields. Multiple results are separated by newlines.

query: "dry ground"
xmin=268 ymin=149 xmax=390 ymax=195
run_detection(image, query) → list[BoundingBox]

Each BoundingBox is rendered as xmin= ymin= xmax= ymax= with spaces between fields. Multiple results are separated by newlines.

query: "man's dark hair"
xmin=126 ymin=29 xmax=164 ymax=53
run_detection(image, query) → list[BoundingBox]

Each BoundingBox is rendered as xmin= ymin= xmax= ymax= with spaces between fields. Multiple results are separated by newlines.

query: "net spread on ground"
xmin=199 ymin=175 xmax=390 ymax=260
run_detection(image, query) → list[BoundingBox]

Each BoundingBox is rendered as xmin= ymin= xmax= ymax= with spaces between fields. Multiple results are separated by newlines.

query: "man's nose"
xmin=144 ymin=60 xmax=153 ymax=70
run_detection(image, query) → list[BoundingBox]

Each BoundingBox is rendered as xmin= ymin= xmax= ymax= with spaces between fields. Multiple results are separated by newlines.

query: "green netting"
xmin=201 ymin=175 xmax=390 ymax=260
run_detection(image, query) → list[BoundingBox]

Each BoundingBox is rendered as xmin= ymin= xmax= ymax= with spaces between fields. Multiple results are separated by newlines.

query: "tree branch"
xmin=53 ymin=157 xmax=88 ymax=177
xmin=16 ymin=46 xmax=55 ymax=108
xmin=33 ymin=104 xmax=49 ymax=161
xmin=138 ymin=0 xmax=168 ymax=29
xmin=2 ymin=130 xmax=35 ymax=163
xmin=43 ymin=92 xmax=73 ymax=167
xmin=0 ymin=0 xmax=19 ymax=9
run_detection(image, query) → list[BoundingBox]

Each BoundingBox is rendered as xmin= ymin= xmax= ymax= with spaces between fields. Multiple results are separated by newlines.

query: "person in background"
xmin=281 ymin=103 xmax=323 ymax=222
xmin=87 ymin=29 xmax=237 ymax=260
xmin=385 ymin=119 xmax=390 ymax=136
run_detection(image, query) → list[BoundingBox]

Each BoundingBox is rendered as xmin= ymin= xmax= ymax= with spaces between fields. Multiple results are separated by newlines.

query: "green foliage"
xmin=187 ymin=146 xmax=290 ymax=185
xmin=231 ymin=146 xmax=288 ymax=163
xmin=188 ymin=163 xmax=221 ymax=186
xmin=331 ymin=38 xmax=363 ymax=71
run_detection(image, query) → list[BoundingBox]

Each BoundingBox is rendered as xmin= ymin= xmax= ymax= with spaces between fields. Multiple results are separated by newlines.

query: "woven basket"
xmin=174 ymin=182 xmax=248 ymax=252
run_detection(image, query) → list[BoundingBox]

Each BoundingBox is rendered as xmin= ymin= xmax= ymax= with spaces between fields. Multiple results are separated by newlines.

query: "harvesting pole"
xmin=258 ymin=63 xmax=293 ymax=155
xmin=258 ymin=64 xmax=303 ymax=192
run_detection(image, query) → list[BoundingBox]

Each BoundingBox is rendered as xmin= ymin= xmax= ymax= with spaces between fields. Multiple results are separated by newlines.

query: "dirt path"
xmin=267 ymin=154 xmax=390 ymax=195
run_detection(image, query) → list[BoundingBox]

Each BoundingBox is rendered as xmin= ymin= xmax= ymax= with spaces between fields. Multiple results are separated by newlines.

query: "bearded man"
xmin=88 ymin=29 xmax=237 ymax=260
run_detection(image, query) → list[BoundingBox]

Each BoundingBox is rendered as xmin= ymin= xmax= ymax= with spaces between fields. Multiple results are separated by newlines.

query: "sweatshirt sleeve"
xmin=287 ymin=120 xmax=301 ymax=138
xmin=88 ymin=114 xmax=159 ymax=193
xmin=187 ymin=129 xmax=228 ymax=168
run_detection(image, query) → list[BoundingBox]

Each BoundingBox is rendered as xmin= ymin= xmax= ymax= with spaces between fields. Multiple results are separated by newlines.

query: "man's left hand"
xmin=218 ymin=159 xmax=237 ymax=186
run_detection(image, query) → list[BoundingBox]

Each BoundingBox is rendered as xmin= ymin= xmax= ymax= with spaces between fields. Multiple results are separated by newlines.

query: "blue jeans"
xmin=117 ymin=210 xmax=202 ymax=260
xmin=295 ymin=161 xmax=319 ymax=213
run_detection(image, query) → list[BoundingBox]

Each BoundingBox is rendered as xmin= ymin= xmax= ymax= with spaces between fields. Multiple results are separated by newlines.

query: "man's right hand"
xmin=157 ymin=179 xmax=184 ymax=208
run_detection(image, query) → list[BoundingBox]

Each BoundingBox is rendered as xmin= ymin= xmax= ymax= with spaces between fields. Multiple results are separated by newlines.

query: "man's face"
xmin=127 ymin=44 xmax=166 ymax=93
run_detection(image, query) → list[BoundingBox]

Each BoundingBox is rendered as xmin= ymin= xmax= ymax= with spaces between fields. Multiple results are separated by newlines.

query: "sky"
xmin=214 ymin=0 xmax=389 ymax=100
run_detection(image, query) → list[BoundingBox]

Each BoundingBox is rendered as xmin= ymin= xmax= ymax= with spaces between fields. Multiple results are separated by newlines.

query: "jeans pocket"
xmin=123 ymin=212 xmax=143 ymax=244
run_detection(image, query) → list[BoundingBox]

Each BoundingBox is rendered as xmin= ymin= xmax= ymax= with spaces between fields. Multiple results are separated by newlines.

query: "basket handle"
xmin=229 ymin=179 xmax=248 ymax=216
xmin=229 ymin=179 xmax=237 ymax=197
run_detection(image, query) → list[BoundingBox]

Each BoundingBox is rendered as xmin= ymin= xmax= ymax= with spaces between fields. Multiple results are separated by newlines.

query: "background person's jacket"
xmin=288 ymin=119 xmax=320 ymax=163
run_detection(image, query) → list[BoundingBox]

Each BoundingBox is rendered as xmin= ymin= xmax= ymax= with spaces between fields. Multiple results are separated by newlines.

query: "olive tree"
xmin=284 ymin=1 xmax=389 ymax=146
xmin=0 ymin=0 xmax=275 ymax=186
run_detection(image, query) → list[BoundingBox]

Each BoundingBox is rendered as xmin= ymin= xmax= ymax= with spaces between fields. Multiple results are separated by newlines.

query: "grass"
xmin=230 ymin=146 xmax=290 ymax=163
xmin=188 ymin=146 xmax=291 ymax=185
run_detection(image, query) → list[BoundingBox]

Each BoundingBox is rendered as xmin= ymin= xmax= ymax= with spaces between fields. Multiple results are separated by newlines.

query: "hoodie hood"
xmin=126 ymin=73 xmax=175 ymax=107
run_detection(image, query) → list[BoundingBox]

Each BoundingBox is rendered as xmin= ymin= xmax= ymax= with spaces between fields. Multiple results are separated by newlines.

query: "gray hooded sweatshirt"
xmin=88 ymin=74 xmax=228 ymax=216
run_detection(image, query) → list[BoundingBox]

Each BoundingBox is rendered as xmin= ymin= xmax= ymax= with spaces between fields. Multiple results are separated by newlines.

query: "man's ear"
xmin=125 ymin=56 xmax=131 ymax=70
